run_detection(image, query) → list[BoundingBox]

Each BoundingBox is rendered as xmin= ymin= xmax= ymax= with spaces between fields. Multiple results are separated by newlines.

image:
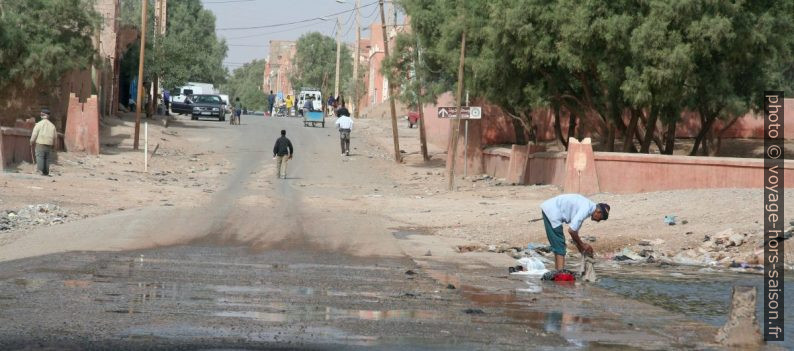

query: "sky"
xmin=201 ymin=0 xmax=395 ymax=71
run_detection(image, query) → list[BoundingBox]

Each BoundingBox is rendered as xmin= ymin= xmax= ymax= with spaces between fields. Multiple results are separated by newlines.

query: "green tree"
xmin=290 ymin=32 xmax=352 ymax=101
xmin=120 ymin=0 xmax=228 ymax=91
xmin=681 ymin=0 xmax=794 ymax=155
xmin=0 ymin=0 xmax=101 ymax=90
xmin=398 ymin=0 xmax=794 ymax=155
xmin=220 ymin=59 xmax=267 ymax=111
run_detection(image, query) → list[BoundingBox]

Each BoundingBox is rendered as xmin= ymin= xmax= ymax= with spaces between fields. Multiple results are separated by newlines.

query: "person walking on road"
xmin=539 ymin=194 xmax=609 ymax=271
xmin=232 ymin=97 xmax=242 ymax=125
xmin=327 ymin=95 xmax=336 ymax=116
xmin=285 ymin=95 xmax=294 ymax=116
xmin=334 ymin=103 xmax=353 ymax=156
xmin=272 ymin=129 xmax=294 ymax=179
xmin=267 ymin=91 xmax=276 ymax=116
xmin=30 ymin=109 xmax=57 ymax=176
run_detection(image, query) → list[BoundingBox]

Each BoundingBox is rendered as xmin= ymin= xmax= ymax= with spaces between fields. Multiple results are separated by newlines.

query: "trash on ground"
xmin=613 ymin=248 xmax=643 ymax=261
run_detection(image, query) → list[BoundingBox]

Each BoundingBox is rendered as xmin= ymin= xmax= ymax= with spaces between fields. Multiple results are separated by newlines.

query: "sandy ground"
xmin=1 ymin=113 xmax=231 ymax=243
xmin=0 ymin=112 xmax=734 ymax=349
xmin=1 ymin=112 xmax=791 ymax=269
xmin=355 ymin=117 xmax=794 ymax=268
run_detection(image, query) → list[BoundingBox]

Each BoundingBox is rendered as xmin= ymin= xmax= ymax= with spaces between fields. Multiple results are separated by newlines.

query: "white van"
xmin=297 ymin=89 xmax=323 ymax=116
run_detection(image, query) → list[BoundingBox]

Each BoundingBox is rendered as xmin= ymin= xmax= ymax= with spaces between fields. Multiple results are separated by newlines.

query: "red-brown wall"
xmin=484 ymin=144 xmax=794 ymax=194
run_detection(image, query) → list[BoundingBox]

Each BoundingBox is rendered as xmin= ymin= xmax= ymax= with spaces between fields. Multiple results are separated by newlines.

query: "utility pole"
xmin=133 ymin=0 xmax=148 ymax=150
xmin=353 ymin=0 xmax=360 ymax=118
xmin=447 ymin=22 xmax=466 ymax=191
xmin=380 ymin=0 xmax=401 ymax=163
xmin=414 ymin=38 xmax=429 ymax=161
xmin=150 ymin=0 xmax=161 ymax=120
xmin=334 ymin=16 xmax=342 ymax=101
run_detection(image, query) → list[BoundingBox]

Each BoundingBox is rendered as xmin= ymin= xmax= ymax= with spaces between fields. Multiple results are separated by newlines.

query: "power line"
xmin=215 ymin=0 xmax=378 ymax=31
xmin=224 ymin=22 xmax=318 ymax=40
xmin=204 ymin=0 xmax=257 ymax=4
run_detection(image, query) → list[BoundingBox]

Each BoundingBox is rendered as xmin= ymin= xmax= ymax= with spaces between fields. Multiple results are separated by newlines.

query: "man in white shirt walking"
xmin=539 ymin=194 xmax=610 ymax=271
xmin=334 ymin=103 xmax=353 ymax=156
xmin=30 ymin=109 xmax=58 ymax=176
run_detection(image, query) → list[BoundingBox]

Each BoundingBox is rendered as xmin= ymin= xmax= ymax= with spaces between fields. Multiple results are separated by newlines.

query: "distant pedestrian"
xmin=163 ymin=89 xmax=171 ymax=116
xmin=327 ymin=95 xmax=336 ymax=116
xmin=539 ymin=194 xmax=610 ymax=272
xmin=232 ymin=97 xmax=242 ymax=125
xmin=30 ymin=109 xmax=57 ymax=176
xmin=334 ymin=103 xmax=353 ymax=156
xmin=286 ymin=95 xmax=294 ymax=116
xmin=268 ymin=91 xmax=276 ymax=116
xmin=272 ymin=129 xmax=294 ymax=179
xmin=302 ymin=96 xmax=313 ymax=116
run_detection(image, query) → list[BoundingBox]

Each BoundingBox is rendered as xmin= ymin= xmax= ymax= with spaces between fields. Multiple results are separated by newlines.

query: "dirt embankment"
xmin=354 ymin=118 xmax=794 ymax=270
xmin=1 ymin=113 xmax=229 ymax=237
xmin=2 ymin=113 xmax=791 ymax=272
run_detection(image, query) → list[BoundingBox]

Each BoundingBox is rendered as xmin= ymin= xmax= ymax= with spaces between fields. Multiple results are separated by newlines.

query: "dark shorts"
xmin=339 ymin=129 xmax=350 ymax=140
xmin=542 ymin=211 xmax=566 ymax=256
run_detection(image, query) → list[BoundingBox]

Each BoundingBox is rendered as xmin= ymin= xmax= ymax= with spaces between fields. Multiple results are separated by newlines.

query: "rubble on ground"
xmin=0 ymin=204 xmax=78 ymax=232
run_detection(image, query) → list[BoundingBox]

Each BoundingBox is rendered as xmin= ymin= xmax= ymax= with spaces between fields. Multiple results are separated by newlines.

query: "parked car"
xmin=170 ymin=89 xmax=194 ymax=115
xmin=190 ymin=94 xmax=226 ymax=121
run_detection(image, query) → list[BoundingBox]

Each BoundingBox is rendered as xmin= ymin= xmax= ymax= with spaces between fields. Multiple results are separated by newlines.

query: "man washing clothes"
xmin=539 ymin=194 xmax=610 ymax=272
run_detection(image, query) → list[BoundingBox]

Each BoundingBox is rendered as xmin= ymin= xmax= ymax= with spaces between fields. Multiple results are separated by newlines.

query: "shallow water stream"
xmin=597 ymin=265 xmax=793 ymax=347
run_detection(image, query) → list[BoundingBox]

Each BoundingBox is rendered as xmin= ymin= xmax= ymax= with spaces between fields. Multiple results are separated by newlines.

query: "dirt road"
xmin=0 ymin=115 xmax=737 ymax=349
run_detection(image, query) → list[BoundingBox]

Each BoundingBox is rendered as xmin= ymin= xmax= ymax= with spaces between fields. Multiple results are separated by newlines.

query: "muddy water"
xmin=0 ymin=245 xmax=568 ymax=350
xmin=597 ymin=265 xmax=793 ymax=347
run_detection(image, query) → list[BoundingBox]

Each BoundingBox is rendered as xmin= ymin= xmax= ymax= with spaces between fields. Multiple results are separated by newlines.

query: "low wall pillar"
xmin=564 ymin=138 xmax=600 ymax=195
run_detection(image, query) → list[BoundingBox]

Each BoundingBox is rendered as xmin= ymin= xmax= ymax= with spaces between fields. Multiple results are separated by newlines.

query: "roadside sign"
xmin=437 ymin=106 xmax=482 ymax=119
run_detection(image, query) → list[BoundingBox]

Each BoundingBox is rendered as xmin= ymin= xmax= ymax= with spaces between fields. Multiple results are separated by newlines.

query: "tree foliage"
xmin=290 ymin=32 xmax=353 ymax=100
xmin=0 ymin=0 xmax=101 ymax=91
xmin=220 ymin=59 xmax=267 ymax=111
xmin=394 ymin=0 xmax=794 ymax=154
xmin=120 ymin=0 xmax=227 ymax=91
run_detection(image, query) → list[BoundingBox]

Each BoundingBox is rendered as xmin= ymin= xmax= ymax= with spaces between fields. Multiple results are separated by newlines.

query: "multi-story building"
xmin=263 ymin=40 xmax=297 ymax=98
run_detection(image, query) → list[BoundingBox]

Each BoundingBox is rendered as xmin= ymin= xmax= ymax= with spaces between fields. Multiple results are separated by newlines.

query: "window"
xmin=194 ymin=95 xmax=221 ymax=104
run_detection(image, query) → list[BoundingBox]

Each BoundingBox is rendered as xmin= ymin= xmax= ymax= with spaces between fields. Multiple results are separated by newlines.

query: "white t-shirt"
xmin=540 ymin=194 xmax=596 ymax=231
xmin=335 ymin=116 xmax=354 ymax=130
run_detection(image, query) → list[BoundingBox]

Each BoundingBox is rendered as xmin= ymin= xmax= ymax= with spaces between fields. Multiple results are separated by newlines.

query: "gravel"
xmin=0 ymin=204 xmax=77 ymax=232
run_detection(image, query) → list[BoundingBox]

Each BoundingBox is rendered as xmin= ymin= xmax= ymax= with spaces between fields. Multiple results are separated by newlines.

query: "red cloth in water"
xmin=553 ymin=272 xmax=576 ymax=281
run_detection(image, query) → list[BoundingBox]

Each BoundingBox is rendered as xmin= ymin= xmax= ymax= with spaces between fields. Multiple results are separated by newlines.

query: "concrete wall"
xmin=482 ymin=141 xmax=794 ymax=194
xmin=0 ymin=127 xmax=35 ymax=168
xmin=594 ymin=152 xmax=794 ymax=193
xmin=482 ymin=147 xmax=511 ymax=179
xmin=1 ymin=123 xmax=64 ymax=170
xmin=64 ymin=94 xmax=100 ymax=155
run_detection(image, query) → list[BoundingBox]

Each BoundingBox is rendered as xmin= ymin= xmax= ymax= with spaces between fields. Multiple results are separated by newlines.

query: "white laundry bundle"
xmin=580 ymin=254 xmax=597 ymax=282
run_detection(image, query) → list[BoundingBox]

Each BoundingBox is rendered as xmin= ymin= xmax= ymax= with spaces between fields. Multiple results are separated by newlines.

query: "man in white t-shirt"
xmin=334 ymin=103 xmax=353 ymax=156
xmin=540 ymin=194 xmax=610 ymax=271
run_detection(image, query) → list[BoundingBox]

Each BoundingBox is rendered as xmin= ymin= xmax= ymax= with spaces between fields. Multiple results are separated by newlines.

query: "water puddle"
xmin=391 ymin=228 xmax=432 ymax=240
xmin=598 ymin=266 xmax=794 ymax=345
xmin=215 ymin=306 xmax=443 ymax=322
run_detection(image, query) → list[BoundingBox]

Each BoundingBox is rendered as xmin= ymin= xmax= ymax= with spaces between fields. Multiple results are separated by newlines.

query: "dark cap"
xmin=281 ymin=129 xmax=286 ymax=136
xmin=597 ymin=203 xmax=610 ymax=220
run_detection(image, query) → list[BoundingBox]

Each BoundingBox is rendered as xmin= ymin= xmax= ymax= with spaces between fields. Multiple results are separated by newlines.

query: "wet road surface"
xmin=0 ymin=116 xmax=726 ymax=349
xmin=0 ymin=246 xmax=568 ymax=350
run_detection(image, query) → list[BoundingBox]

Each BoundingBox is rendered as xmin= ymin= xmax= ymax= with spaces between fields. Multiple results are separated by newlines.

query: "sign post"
xmin=438 ymin=106 xmax=481 ymax=178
